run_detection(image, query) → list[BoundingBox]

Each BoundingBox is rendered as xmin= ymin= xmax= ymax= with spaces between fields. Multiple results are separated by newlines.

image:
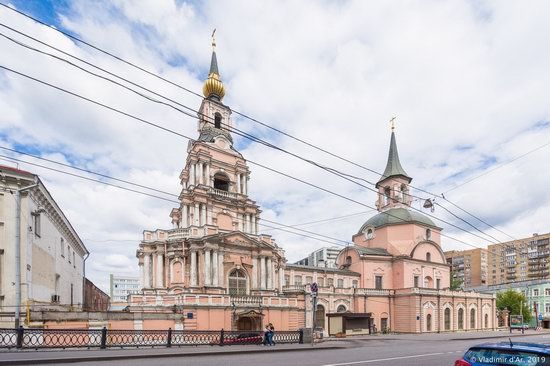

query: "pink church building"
xmin=127 ymin=39 xmax=496 ymax=334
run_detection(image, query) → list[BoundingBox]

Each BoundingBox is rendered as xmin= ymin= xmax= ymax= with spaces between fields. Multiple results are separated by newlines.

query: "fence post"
xmin=100 ymin=327 xmax=107 ymax=349
xmin=299 ymin=329 xmax=304 ymax=344
xmin=16 ymin=326 xmax=24 ymax=349
xmin=219 ymin=328 xmax=224 ymax=346
xmin=167 ymin=328 xmax=172 ymax=348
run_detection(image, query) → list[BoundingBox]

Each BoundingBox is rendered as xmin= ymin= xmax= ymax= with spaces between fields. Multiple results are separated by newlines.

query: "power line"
xmin=0 ymin=5 xmax=516 ymax=241
xmin=0 ymin=64 xmax=503 ymax=246
xmin=0 ymin=64 xmax=507 ymax=251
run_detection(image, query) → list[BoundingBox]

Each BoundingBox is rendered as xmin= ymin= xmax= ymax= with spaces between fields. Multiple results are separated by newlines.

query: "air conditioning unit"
xmin=51 ymin=294 xmax=60 ymax=303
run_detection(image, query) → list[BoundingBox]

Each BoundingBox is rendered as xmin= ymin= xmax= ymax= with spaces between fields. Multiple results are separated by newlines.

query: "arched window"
xmin=214 ymin=113 xmax=222 ymax=129
xmin=366 ymin=228 xmax=374 ymax=239
xmin=228 ymin=269 xmax=247 ymax=295
xmin=400 ymin=184 xmax=408 ymax=201
xmin=484 ymin=313 xmax=489 ymax=328
xmin=426 ymin=229 xmax=432 ymax=240
xmin=444 ymin=308 xmax=451 ymax=330
xmin=426 ymin=252 xmax=431 ymax=262
xmin=424 ymin=276 xmax=433 ymax=288
xmin=336 ymin=305 xmax=346 ymax=313
xmin=213 ymin=172 xmax=229 ymax=191
xmin=458 ymin=308 xmax=464 ymax=329
xmin=426 ymin=314 xmax=432 ymax=331
xmin=470 ymin=308 xmax=476 ymax=329
xmin=384 ymin=187 xmax=391 ymax=205
xmin=345 ymin=256 xmax=352 ymax=265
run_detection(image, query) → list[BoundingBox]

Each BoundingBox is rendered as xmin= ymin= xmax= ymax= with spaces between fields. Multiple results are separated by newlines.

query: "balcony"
xmin=208 ymin=187 xmax=239 ymax=200
xmin=230 ymin=295 xmax=263 ymax=306
xmin=167 ymin=228 xmax=190 ymax=240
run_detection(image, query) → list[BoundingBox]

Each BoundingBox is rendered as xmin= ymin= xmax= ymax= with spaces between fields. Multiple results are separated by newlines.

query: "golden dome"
xmin=202 ymin=30 xmax=225 ymax=101
xmin=202 ymin=71 xmax=225 ymax=100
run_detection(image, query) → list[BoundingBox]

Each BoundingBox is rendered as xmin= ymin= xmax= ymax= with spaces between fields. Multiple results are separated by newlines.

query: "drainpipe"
xmin=82 ymin=252 xmax=90 ymax=310
xmin=15 ymin=181 xmax=39 ymax=328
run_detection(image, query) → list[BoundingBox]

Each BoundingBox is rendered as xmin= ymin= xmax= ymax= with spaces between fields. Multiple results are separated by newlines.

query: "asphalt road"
xmin=7 ymin=332 xmax=550 ymax=366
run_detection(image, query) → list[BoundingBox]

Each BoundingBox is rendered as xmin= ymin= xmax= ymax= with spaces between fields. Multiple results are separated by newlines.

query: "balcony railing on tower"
xmin=208 ymin=187 xmax=238 ymax=200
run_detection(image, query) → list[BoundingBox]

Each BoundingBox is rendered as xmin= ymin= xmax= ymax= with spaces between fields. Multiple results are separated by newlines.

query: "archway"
xmin=236 ymin=310 xmax=262 ymax=331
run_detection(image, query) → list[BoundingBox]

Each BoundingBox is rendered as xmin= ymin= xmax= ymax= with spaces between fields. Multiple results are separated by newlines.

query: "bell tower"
xmin=375 ymin=122 xmax=413 ymax=211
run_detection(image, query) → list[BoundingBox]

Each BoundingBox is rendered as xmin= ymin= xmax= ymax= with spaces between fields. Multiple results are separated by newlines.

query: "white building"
xmin=0 ymin=165 xmax=88 ymax=326
xmin=295 ymin=246 xmax=341 ymax=268
xmin=109 ymin=274 xmax=139 ymax=308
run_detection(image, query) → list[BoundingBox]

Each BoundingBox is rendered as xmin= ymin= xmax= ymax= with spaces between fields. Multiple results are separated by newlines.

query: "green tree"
xmin=496 ymin=289 xmax=531 ymax=323
xmin=450 ymin=271 xmax=463 ymax=290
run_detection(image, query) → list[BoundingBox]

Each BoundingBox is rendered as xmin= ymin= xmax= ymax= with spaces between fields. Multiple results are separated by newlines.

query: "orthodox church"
xmin=128 ymin=38 xmax=496 ymax=334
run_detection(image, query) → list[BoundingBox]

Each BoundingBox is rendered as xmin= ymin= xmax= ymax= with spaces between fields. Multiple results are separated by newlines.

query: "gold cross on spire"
xmin=390 ymin=116 xmax=396 ymax=131
xmin=211 ymin=28 xmax=217 ymax=50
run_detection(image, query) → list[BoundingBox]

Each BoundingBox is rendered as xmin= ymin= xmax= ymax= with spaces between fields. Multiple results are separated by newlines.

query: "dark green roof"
xmin=198 ymin=125 xmax=233 ymax=144
xmin=352 ymin=247 xmax=391 ymax=256
xmin=358 ymin=207 xmax=438 ymax=233
xmin=376 ymin=131 xmax=411 ymax=187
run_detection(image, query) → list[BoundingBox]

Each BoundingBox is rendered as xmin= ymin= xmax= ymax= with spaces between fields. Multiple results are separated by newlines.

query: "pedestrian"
xmin=263 ymin=324 xmax=271 ymax=346
xmin=268 ymin=323 xmax=275 ymax=346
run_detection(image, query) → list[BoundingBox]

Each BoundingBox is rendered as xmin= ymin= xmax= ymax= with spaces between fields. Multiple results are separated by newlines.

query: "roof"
xmin=0 ymin=164 xmax=34 ymax=178
xmin=471 ymin=342 xmax=550 ymax=354
xmin=358 ymin=207 xmax=438 ymax=233
xmin=285 ymin=263 xmax=360 ymax=276
xmin=352 ymin=247 xmax=391 ymax=256
xmin=376 ymin=131 xmax=411 ymax=187
xmin=209 ymin=50 xmax=219 ymax=75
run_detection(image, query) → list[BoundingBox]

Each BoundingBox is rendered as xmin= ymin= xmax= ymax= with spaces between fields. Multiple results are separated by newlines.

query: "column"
xmin=252 ymin=257 xmax=258 ymax=289
xmin=278 ymin=265 xmax=284 ymax=292
xmin=218 ymin=251 xmax=224 ymax=287
xmin=183 ymin=205 xmax=188 ymax=227
xmin=194 ymin=203 xmax=200 ymax=226
xmin=144 ymin=254 xmax=151 ymax=288
xmin=139 ymin=263 xmax=145 ymax=289
xmin=255 ymin=217 xmax=259 ymax=235
xmin=206 ymin=163 xmax=210 ymax=186
xmin=206 ymin=206 xmax=212 ymax=225
xmin=237 ymin=173 xmax=241 ymax=193
xmin=157 ymin=253 xmax=164 ymax=288
xmin=267 ymin=257 xmax=272 ymax=289
xmin=212 ymin=250 xmax=219 ymax=287
xmin=189 ymin=163 xmax=195 ymax=186
xmin=201 ymin=204 xmax=207 ymax=226
xmin=260 ymin=256 xmax=266 ymax=289
xmin=251 ymin=214 xmax=255 ymax=234
xmin=198 ymin=162 xmax=204 ymax=185
xmin=243 ymin=214 xmax=248 ymax=233
xmin=204 ymin=249 xmax=211 ymax=286
xmin=190 ymin=251 xmax=197 ymax=286
xmin=243 ymin=175 xmax=247 ymax=195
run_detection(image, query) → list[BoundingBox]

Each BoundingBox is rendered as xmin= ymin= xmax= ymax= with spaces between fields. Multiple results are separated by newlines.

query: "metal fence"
xmin=0 ymin=327 xmax=303 ymax=350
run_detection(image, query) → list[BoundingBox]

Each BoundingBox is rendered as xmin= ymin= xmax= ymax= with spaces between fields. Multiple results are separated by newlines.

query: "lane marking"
xmin=321 ymin=352 xmax=445 ymax=366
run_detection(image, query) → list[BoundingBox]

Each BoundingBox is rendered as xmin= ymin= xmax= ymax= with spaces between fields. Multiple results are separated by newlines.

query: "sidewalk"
xmin=322 ymin=329 xmax=550 ymax=342
xmin=0 ymin=342 xmax=346 ymax=365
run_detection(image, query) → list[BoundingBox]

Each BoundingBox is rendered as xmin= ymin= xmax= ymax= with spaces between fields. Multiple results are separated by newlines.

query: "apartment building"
xmin=445 ymin=248 xmax=488 ymax=288
xmin=109 ymin=274 xmax=140 ymax=309
xmin=488 ymin=233 xmax=550 ymax=285
xmin=294 ymin=246 xmax=341 ymax=268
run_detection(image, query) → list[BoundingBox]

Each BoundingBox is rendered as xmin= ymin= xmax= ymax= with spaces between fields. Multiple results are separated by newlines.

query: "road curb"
xmin=0 ymin=345 xmax=345 ymax=365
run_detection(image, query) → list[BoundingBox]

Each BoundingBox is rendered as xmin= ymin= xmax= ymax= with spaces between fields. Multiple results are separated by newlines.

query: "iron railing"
xmin=0 ymin=327 xmax=303 ymax=349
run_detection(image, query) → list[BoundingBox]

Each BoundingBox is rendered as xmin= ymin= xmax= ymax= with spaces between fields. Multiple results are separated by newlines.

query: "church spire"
xmin=376 ymin=122 xmax=412 ymax=188
xmin=202 ymin=29 xmax=225 ymax=101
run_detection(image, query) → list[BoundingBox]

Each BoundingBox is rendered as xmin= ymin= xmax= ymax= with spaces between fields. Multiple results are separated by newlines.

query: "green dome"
xmin=358 ymin=208 xmax=438 ymax=234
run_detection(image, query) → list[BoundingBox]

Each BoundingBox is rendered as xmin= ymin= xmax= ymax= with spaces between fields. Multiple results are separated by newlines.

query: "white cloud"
xmin=1 ymin=0 xmax=550 ymax=292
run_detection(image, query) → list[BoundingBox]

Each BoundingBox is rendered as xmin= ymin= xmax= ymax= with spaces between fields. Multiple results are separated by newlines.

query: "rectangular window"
xmin=60 ymin=238 xmax=65 ymax=257
xmin=328 ymin=278 xmax=334 ymax=287
xmin=318 ymin=277 xmax=324 ymax=287
xmin=32 ymin=212 xmax=41 ymax=237
xmin=294 ymin=276 xmax=302 ymax=286
xmin=534 ymin=289 xmax=540 ymax=296
xmin=352 ymin=280 xmax=358 ymax=288
xmin=305 ymin=276 xmax=313 ymax=284
xmin=284 ymin=275 xmax=290 ymax=286
xmin=546 ymin=288 xmax=550 ymax=296
xmin=414 ymin=276 xmax=419 ymax=288
xmin=68 ymin=246 xmax=71 ymax=263
xmin=73 ymin=252 xmax=76 ymax=268
xmin=546 ymin=303 xmax=550 ymax=313
xmin=375 ymin=275 xmax=383 ymax=290
xmin=436 ymin=279 xmax=441 ymax=290
xmin=337 ymin=279 xmax=344 ymax=288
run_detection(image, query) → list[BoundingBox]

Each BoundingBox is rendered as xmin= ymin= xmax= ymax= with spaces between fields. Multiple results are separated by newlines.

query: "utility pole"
xmin=310 ymin=282 xmax=318 ymax=347
xmin=14 ymin=181 xmax=39 ymax=328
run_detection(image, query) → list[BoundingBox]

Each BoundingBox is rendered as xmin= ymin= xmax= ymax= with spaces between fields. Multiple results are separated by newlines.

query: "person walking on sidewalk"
xmin=268 ymin=323 xmax=275 ymax=346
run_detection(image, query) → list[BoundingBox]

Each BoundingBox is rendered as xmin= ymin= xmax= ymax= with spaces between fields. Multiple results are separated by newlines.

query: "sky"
xmin=0 ymin=0 xmax=549 ymax=294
